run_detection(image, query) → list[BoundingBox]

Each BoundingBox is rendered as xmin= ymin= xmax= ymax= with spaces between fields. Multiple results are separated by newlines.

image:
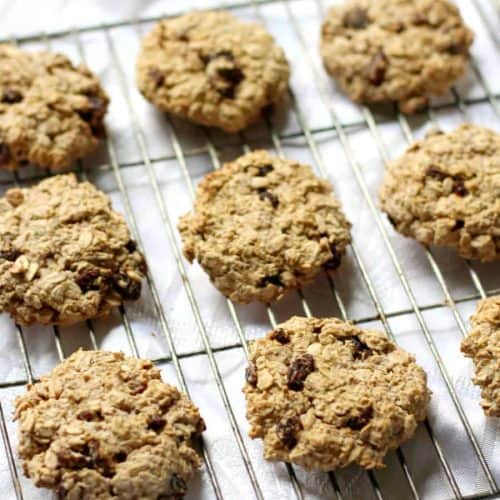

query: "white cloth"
xmin=0 ymin=0 xmax=499 ymax=499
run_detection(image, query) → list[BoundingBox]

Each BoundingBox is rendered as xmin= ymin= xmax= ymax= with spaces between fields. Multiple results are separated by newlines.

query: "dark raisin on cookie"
xmin=77 ymin=97 xmax=107 ymax=139
xmin=276 ymin=416 xmax=302 ymax=449
xmin=114 ymin=451 xmax=127 ymax=463
xmin=343 ymin=7 xmax=369 ymax=29
xmin=346 ymin=406 xmax=373 ymax=431
xmin=77 ymin=409 xmax=103 ymax=422
xmin=452 ymin=180 xmax=468 ymax=197
xmin=350 ymin=336 xmax=373 ymax=360
xmin=287 ymin=354 xmax=315 ymax=391
xmin=452 ymin=219 xmax=464 ymax=231
xmin=412 ymin=13 xmax=429 ymax=25
xmin=147 ymin=416 xmax=167 ymax=432
xmin=447 ymin=42 xmax=466 ymax=55
xmin=257 ymin=188 xmax=279 ymax=208
xmin=257 ymin=165 xmax=274 ymax=176
xmin=1 ymin=88 xmax=23 ymax=103
xmin=111 ymin=272 xmax=142 ymax=301
xmin=148 ymin=68 xmax=165 ymax=88
xmin=324 ymin=243 xmax=342 ymax=270
xmin=76 ymin=268 xmax=100 ymax=293
xmin=128 ymin=379 xmax=147 ymax=395
xmin=425 ymin=165 xmax=447 ymax=181
xmin=258 ymin=274 xmax=283 ymax=288
xmin=270 ymin=328 xmax=290 ymax=344
xmin=245 ymin=363 xmax=258 ymax=386
xmin=366 ymin=51 xmax=387 ymax=86
xmin=0 ymin=247 xmax=21 ymax=261
xmin=170 ymin=474 xmax=187 ymax=496
xmin=125 ymin=239 xmax=138 ymax=252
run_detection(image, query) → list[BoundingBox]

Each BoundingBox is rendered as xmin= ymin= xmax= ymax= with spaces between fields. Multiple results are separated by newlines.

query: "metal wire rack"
xmin=0 ymin=0 xmax=499 ymax=499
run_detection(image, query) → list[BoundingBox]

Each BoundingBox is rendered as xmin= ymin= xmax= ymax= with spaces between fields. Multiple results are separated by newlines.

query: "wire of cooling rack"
xmin=0 ymin=0 xmax=499 ymax=499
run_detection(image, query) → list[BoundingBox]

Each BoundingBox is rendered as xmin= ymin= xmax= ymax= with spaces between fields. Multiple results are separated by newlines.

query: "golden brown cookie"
xmin=461 ymin=296 xmax=500 ymax=417
xmin=0 ymin=44 xmax=108 ymax=170
xmin=136 ymin=11 xmax=290 ymax=132
xmin=243 ymin=316 xmax=430 ymax=470
xmin=14 ymin=350 xmax=205 ymax=499
xmin=178 ymin=150 xmax=351 ymax=304
xmin=0 ymin=174 xmax=146 ymax=325
xmin=320 ymin=0 xmax=474 ymax=113
xmin=379 ymin=124 xmax=500 ymax=261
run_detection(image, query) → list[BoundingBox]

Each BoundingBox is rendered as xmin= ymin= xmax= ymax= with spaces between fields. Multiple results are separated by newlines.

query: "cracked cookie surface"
xmin=0 ymin=174 xmax=146 ymax=325
xmin=178 ymin=150 xmax=351 ymax=304
xmin=243 ymin=316 xmax=430 ymax=470
xmin=320 ymin=0 xmax=473 ymax=113
xmin=136 ymin=11 xmax=290 ymax=132
xmin=461 ymin=296 xmax=500 ymax=417
xmin=0 ymin=44 xmax=108 ymax=171
xmin=14 ymin=350 xmax=205 ymax=499
xmin=379 ymin=124 xmax=500 ymax=261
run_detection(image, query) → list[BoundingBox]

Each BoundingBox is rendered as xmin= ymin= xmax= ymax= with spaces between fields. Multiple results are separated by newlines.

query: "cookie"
xmin=461 ymin=296 xmax=500 ymax=417
xmin=0 ymin=44 xmax=108 ymax=171
xmin=136 ymin=11 xmax=290 ymax=132
xmin=178 ymin=150 xmax=351 ymax=304
xmin=14 ymin=350 xmax=205 ymax=499
xmin=243 ymin=316 xmax=430 ymax=470
xmin=320 ymin=0 xmax=474 ymax=113
xmin=0 ymin=174 xmax=146 ymax=326
xmin=379 ymin=124 xmax=500 ymax=261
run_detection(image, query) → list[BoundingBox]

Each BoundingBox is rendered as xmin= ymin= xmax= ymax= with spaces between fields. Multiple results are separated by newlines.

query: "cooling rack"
xmin=0 ymin=0 xmax=499 ymax=499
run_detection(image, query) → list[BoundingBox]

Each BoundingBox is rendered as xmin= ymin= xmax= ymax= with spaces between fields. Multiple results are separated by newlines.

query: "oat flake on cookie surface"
xmin=178 ymin=150 xmax=351 ymax=304
xmin=0 ymin=44 xmax=108 ymax=171
xmin=136 ymin=10 xmax=290 ymax=132
xmin=243 ymin=316 xmax=430 ymax=470
xmin=320 ymin=0 xmax=473 ymax=113
xmin=14 ymin=350 xmax=205 ymax=499
xmin=461 ymin=296 xmax=500 ymax=417
xmin=0 ymin=174 xmax=146 ymax=326
xmin=380 ymin=124 xmax=500 ymax=261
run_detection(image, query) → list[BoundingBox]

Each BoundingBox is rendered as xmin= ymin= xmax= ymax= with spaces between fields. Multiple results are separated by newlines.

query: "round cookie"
xmin=320 ymin=0 xmax=474 ymax=113
xmin=178 ymin=150 xmax=351 ymax=304
xmin=0 ymin=44 xmax=108 ymax=171
xmin=0 ymin=174 xmax=146 ymax=326
xmin=243 ymin=316 xmax=430 ymax=470
xmin=461 ymin=296 xmax=499 ymax=417
xmin=14 ymin=350 xmax=205 ymax=499
xmin=136 ymin=11 xmax=290 ymax=133
xmin=379 ymin=124 xmax=500 ymax=261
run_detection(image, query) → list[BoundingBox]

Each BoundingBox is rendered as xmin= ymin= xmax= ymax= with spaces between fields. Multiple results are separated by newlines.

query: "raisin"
xmin=148 ymin=416 xmax=166 ymax=432
xmin=257 ymin=165 xmax=274 ymax=176
xmin=114 ymin=451 xmax=127 ymax=462
xmin=258 ymin=188 xmax=279 ymax=208
xmin=351 ymin=336 xmax=372 ymax=360
xmin=128 ymin=380 xmax=147 ymax=395
xmin=112 ymin=272 xmax=142 ymax=300
xmin=343 ymin=7 xmax=369 ymax=29
xmin=125 ymin=239 xmax=137 ymax=252
xmin=77 ymin=409 xmax=103 ymax=421
xmin=196 ymin=418 xmax=206 ymax=435
xmin=148 ymin=68 xmax=165 ymax=87
xmin=0 ymin=247 xmax=21 ymax=261
xmin=324 ymin=244 xmax=342 ymax=270
xmin=346 ymin=406 xmax=373 ymax=431
xmin=447 ymin=42 xmax=465 ymax=55
xmin=258 ymin=274 xmax=283 ymax=288
xmin=218 ymin=66 xmax=244 ymax=86
xmin=426 ymin=165 xmax=447 ymax=181
xmin=0 ymin=143 xmax=10 ymax=165
xmin=78 ymin=96 xmax=107 ymax=138
xmin=452 ymin=219 xmax=464 ymax=231
xmin=452 ymin=180 xmax=468 ymax=197
xmin=366 ymin=51 xmax=387 ymax=86
xmin=387 ymin=215 xmax=397 ymax=228
xmin=245 ymin=363 xmax=258 ymax=386
xmin=270 ymin=328 xmax=290 ymax=344
xmin=287 ymin=354 xmax=315 ymax=391
xmin=170 ymin=474 xmax=187 ymax=496
xmin=276 ymin=416 xmax=302 ymax=449
xmin=76 ymin=268 xmax=100 ymax=293
xmin=57 ymin=448 xmax=89 ymax=469
xmin=1 ymin=88 xmax=23 ymax=103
